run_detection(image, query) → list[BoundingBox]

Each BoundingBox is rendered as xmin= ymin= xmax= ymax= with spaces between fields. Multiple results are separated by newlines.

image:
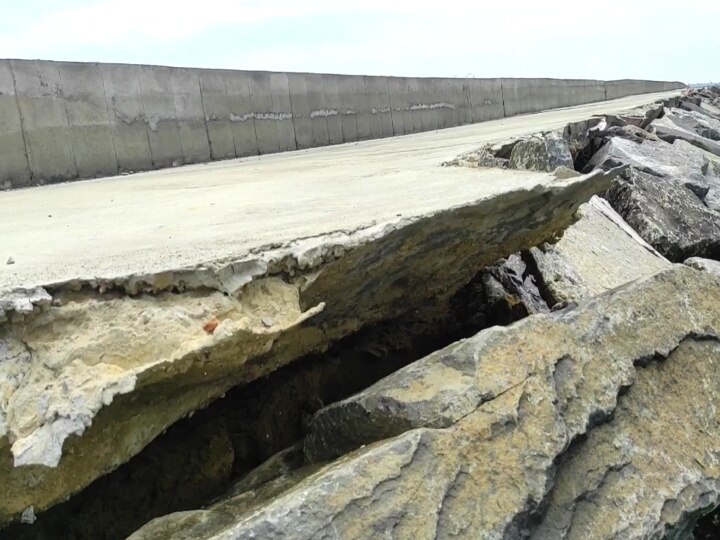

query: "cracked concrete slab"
xmin=0 ymin=90 xmax=680 ymax=297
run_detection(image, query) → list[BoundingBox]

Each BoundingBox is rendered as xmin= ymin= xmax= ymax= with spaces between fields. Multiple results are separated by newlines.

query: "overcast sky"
xmin=1 ymin=0 xmax=717 ymax=83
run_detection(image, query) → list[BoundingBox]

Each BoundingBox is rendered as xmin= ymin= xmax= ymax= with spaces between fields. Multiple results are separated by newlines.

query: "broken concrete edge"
xmin=442 ymin=97 xmax=668 ymax=172
xmin=1 ymin=300 xmax=325 ymax=470
xmin=0 ymin=167 xmax=622 ymax=324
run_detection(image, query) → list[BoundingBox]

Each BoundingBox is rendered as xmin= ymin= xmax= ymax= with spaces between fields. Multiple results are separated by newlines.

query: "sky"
xmin=0 ymin=0 xmax=717 ymax=83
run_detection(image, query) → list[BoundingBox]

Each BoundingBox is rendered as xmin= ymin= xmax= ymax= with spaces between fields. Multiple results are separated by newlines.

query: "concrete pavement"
xmin=0 ymin=90 xmax=680 ymax=293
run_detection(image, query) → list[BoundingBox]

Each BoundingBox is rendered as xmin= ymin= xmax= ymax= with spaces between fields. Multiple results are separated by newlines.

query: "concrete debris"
xmin=617 ymin=101 xmax=664 ymax=128
xmin=19 ymin=507 xmax=34 ymax=525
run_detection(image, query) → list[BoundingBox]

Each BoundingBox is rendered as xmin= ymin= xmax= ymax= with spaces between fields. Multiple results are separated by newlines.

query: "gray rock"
xmin=670 ymin=108 xmax=720 ymax=140
xmin=651 ymin=113 xmax=720 ymax=157
xmin=685 ymin=257 xmax=720 ymax=277
xmin=605 ymin=167 xmax=720 ymax=261
xmin=481 ymin=253 xmax=549 ymax=322
xmin=304 ymin=265 xmax=719 ymax=462
xmin=529 ymin=196 xmax=669 ymax=303
xmin=588 ymin=135 xmax=720 ymax=213
xmin=590 ymin=122 xmax=660 ymax=145
xmin=509 ymin=133 xmax=574 ymax=172
xmin=588 ymin=135 xmax=710 ymax=183
xmin=680 ymin=100 xmax=720 ymax=121
xmin=129 ymin=266 xmax=720 ymax=540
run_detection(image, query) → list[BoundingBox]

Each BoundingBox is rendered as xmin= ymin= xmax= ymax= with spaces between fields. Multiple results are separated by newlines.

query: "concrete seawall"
xmin=0 ymin=59 xmax=685 ymax=189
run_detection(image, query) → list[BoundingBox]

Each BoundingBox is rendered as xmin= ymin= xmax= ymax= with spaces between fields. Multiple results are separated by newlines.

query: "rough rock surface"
xmin=605 ymin=167 xmax=720 ymax=261
xmin=588 ymin=136 xmax=720 ymax=213
xmin=529 ymin=195 xmax=669 ymax=303
xmin=651 ymin=112 xmax=720 ymax=157
xmin=509 ymin=133 xmax=574 ymax=172
xmin=131 ymin=266 xmax=720 ymax=539
xmin=685 ymin=256 xmax=720 ymax=277
xmin=0 ymin=170 xmax=616 ymax=524
xmin=480 ymin=254 xmax=549 ymax=319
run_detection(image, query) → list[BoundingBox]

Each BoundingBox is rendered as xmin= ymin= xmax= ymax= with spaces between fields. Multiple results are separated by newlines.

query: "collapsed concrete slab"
xmin=0 ymin=168 xmax=617 ymax=525
xmin=606 ymin=167 xmax=720 ymax=262
xmin=130 ymin=265 xmax=720 ymax=539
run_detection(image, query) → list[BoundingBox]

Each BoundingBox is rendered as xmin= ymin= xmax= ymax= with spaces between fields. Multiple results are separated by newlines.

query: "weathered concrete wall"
xmin=501 ymin=78 xmax=607 ymax=117
xmin=0 ymin=59 xmax=685 ymax=189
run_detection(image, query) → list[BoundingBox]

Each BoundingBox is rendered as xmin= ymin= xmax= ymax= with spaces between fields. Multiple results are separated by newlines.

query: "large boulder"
xmin=679 ymin=99 xmax=718 ymax=118
xmin=588 ymin=136 xmax=718 ymax=192
xmin=605 ymin=167 xmax=720 ymax=261
xmin=509 ymin=133 xmax=574 ymax=172
xmin=529 ymin=195 xmax=669 ymax=303
xmin=130 ymin=266 xmax=720 ymax=539
xmin=0 ymin=169 xmax=616 ymax=525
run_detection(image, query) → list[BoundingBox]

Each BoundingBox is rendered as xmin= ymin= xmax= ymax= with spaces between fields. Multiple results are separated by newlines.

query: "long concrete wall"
xmin=0 ymin=59 xmax=685 ymax=189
